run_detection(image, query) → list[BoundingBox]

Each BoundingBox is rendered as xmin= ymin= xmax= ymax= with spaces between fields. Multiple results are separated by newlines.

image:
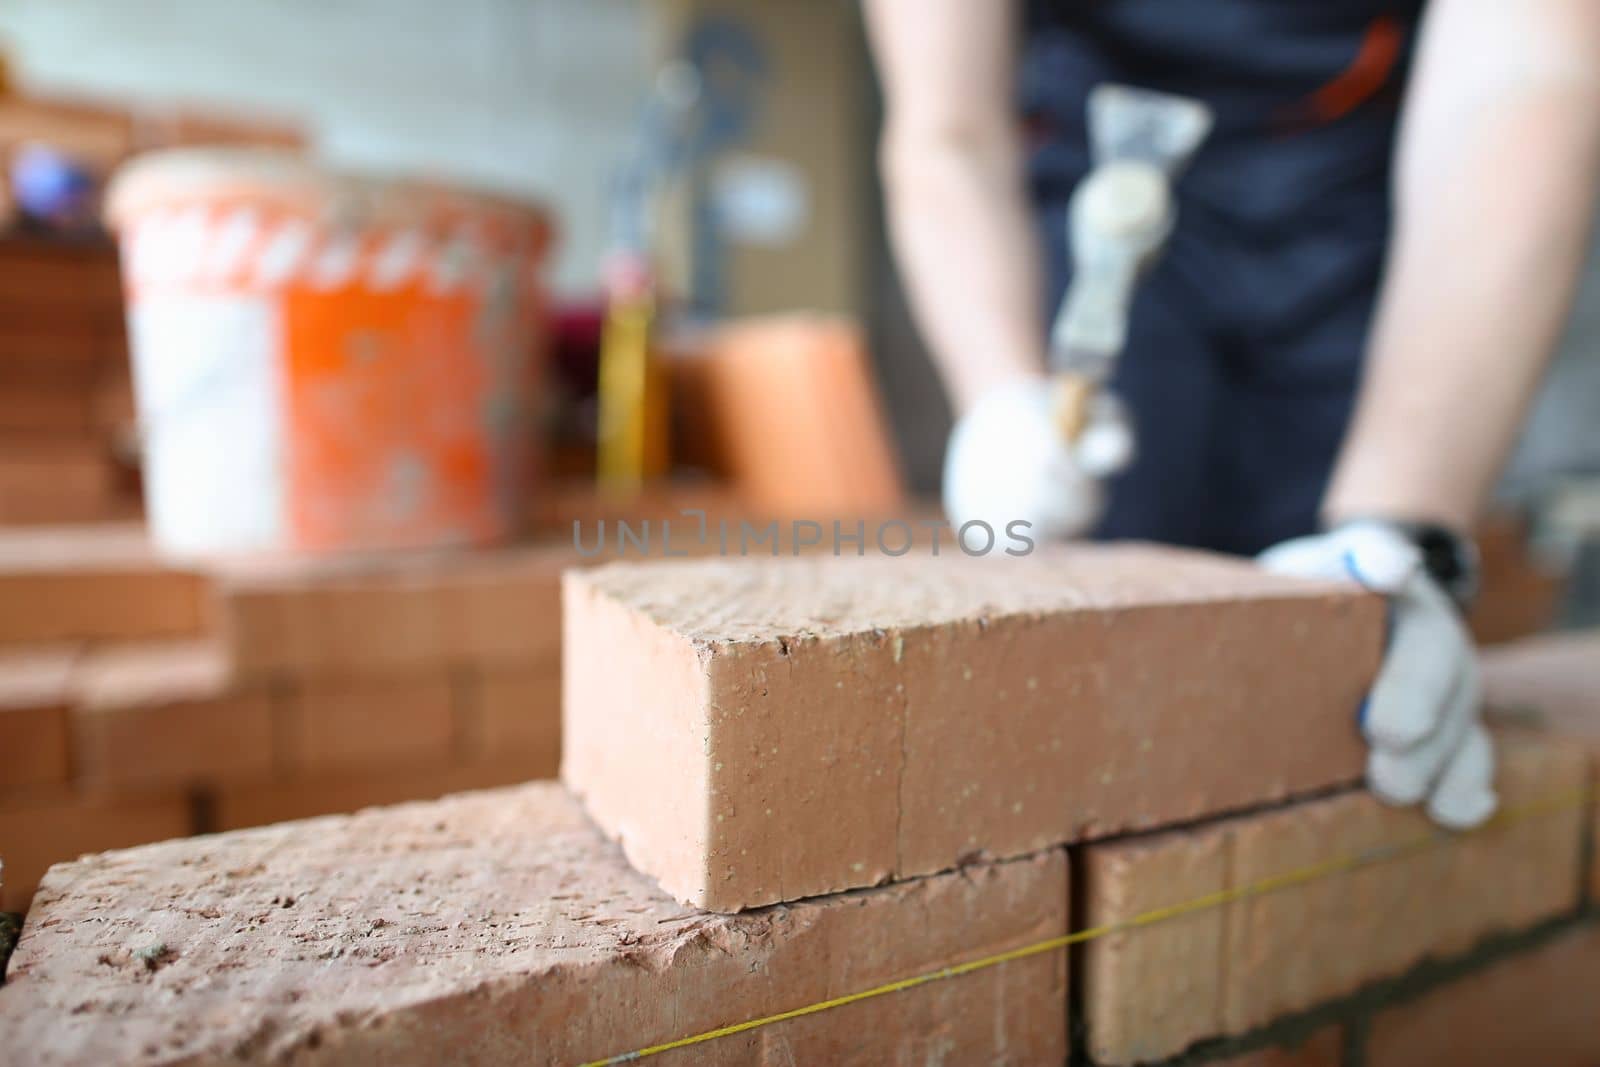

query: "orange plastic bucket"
xmin=105 ymin=149 xmax=552 ymax=557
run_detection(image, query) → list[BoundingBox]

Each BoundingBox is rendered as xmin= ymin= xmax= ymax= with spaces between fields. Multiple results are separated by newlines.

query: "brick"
xmin=1365 ymin=923 xmax=1600 ymax=1067
xmin=0 ymin=783 xmax=1069 ymax=1065
xmin=0 ymin=647 xmax=76 ymax=790
xmin=217 ymin=543 xmax=574 ymax=680
xmin=473 ymin=663 xmax=561 ymax=765
xmin=1483 ymin=630 xmax=1600 ymax=895
xmin=1482 ymin=630 xmax=1600 ymax=742
xmin=1466 ymin=513 xmax=1565 ymax=645
xmin=1079 ymin=734 xmax=1587 ymax=1063
xmin=210 ymin=756 xmax=549 ymax=830
xmin=563 ymin=547 xmax=1381 ymax=912
xmin=0 ymin=524 xmax=208 ymax=645
xmin=0 ymin=440 xmax=115 ymax=523
xmin=1209 ymin=1028 xmax=1344 ymax=1067
xmin=1081 ymin=824 xmax=1228 ymax=1062
xmin=0 ymin=378 xmax=94 ymax=434
xmin=0 ymin=234 xmax=123 ymax=312
xmin=282 ymin=674 xmax=456 ymax=773
xmin=0 ymin=789 xmax=191 ymax=913
xmin=70 ymin=641 xmax=275 ymax=790
xmin=667 ymin=315 xmax=905 ymax=517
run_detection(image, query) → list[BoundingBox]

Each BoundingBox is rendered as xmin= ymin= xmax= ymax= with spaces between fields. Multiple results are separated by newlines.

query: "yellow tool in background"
xmin=596 ymin=255 xmax=671 ymax=491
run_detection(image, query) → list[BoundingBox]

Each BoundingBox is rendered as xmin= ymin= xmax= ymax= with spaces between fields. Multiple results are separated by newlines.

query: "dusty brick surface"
xmin=0 ymin=790 xmax=191 ymax=912
xmin=217 ymin=544 xmax=574 ymax=681
xmin=1079 ymin=734 xmax=1587 ymax=1064
xmin=0 ymin=647 xmax=76 ymax=790
xmin=0 ymin=783 xmax=1069 ymax=1066
xmin=563 ymin=547 xmax=1381 ymax=911
xmin=0 ymin=524 xmax=208 ymax=645
xmin=70 ymin=642 xmax=275 ymax=789
xmin=282 ymin=674 xmax=456 ymax=773
xmin=1365 ymin=922 xmax=1600 ymax=1067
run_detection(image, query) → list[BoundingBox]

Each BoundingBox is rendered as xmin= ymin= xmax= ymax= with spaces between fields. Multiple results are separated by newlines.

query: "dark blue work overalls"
xmin=1022 ymin=0 xmax=1427 ymax=554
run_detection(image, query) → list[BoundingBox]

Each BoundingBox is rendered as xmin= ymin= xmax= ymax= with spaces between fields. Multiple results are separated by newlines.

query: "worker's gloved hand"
xmin=1258 ymin=521 xmax=1496 ymax=830
xmin=943 ymin=378 xmax=1133 ymax=542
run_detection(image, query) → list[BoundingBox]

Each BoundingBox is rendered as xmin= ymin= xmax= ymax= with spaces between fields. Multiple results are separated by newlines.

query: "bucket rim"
xmin=104 ymin=147 xmax=553 ymax=249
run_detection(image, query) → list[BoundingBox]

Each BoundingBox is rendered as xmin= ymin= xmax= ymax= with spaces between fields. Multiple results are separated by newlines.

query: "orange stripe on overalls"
xmin=1306 ymin=15 xmax=1405 ymax=123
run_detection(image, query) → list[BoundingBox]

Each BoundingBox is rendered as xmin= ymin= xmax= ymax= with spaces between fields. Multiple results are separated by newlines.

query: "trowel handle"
xmin=1054 ymin=372 xmax=1095 ymax=443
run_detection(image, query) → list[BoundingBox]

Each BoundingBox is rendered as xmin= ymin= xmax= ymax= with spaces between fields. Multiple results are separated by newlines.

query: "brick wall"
xmin=2 ymin=562 xmax=1594 ymax=1064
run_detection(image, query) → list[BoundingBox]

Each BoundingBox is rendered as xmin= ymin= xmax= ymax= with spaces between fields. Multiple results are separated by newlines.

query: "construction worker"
xmin=865 ymin=0 xmax=1600 ymax=829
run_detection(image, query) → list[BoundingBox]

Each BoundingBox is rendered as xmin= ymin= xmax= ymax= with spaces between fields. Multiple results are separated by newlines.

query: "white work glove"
xmin=1258 ymin=521 xmax=1496 ymax=830
xmin=943 ymin=379 xmax=1134 ymax=542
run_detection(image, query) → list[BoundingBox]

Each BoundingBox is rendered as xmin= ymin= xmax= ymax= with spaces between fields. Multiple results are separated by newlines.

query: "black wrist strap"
xmin=1332 ymin=520 xmax=1480 ymax=610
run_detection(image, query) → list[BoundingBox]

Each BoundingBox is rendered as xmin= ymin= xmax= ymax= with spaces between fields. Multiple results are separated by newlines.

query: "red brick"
xmin=563 ymin=547 xmax=1381 ymax=911
xmin=0 ymin=647 xmax=76 ymax=790
xmin=70 ymin=641 xmax=275 ymax=789
xmin=667 ymin=316 xmax=905 ymax=517
xmin=1079 ymin=734 xmax=1587 ymax=1063
xmin=0 ymin=789 xmax=191 ymax=912
xmin=217 ymin=543 xmax=574 ymax=680
xmin=1081 ymin=822 xmax=1228 ymax=1062
xmin=0 ymin=524 xmax=208 ymax=645
xmin=1466 ymin=513 xmax=1566 ymax=645
xmin=210 ymin=756 xmax=547 ymax=830
xmin=1366 ymin=923 xmax=1600 ymax=1067
xmin=282 ymin=674 xmax=456 ymax=773
xmin=1483 ymin=630 xmax=1600 ymax=895
xmin=473 ymin=663 xmax=561 ymax=767
xmin=1482 ymin=630 xmax=1600 ymax=742
xmin=0 ymin=783 xmax=1069 ymax=1065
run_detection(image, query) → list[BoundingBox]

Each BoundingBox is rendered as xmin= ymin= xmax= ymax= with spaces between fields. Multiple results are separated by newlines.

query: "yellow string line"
xmin=578 ymin=785 xmax=1595 ymax=1066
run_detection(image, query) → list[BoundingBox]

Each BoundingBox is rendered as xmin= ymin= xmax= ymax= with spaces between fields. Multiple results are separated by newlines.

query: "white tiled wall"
xmin=0 ymin=0 xmax=654 ymax=294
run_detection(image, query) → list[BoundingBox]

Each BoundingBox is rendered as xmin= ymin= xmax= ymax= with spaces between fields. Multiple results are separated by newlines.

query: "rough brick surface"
xmin=70 ymin=642 xmax=275 ymax=789
xmin=563 ymin=547 xmax=1381 ymax=911
xmin=1080 ymin=735 xmax=1587 ymax=1064
xmin=0 ymin=524 xmax=207 ymax=645
xmin=0 ymin=790 xmax=191 ymax=912
xmin=283 ymin=674 xmax=456 ymax=773
xmin=1365 ymin=923 xmax=1600 ymax=1067
xmin=0 ymin=783 xmax=1069 ymax=1066
xmin=218 ymin=544 xmax=574 ymax=681
xmin=0 ymin=647 xmax=76 ymax=789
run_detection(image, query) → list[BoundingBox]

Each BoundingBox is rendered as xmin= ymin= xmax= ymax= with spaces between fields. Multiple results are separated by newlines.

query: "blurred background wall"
xmin=0 ymin=0 xmax=652 ymax=295
xmin=0 ymin=0 xmax=1595 ymax=498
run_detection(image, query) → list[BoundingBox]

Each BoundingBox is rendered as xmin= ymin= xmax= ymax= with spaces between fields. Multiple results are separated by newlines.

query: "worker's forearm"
xmin=1325 ymin=0 xmax=1600 ymax=530
xmin=880 ymin=130 xmax=1047 ymax=413
xmin=865 ymin=0 xmax=1043 ymax=416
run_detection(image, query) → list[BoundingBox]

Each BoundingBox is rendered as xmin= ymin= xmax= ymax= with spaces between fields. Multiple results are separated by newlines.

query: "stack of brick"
xmin=0 ymin=524 xmax=575 ymax=912
xmin=1 ymin=89 xmax=304 ymax=526
xmin=0 ymin=237 xmax=140 ymax=525
xmin=2 ymin=549 xmax=1596 ymax=1065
